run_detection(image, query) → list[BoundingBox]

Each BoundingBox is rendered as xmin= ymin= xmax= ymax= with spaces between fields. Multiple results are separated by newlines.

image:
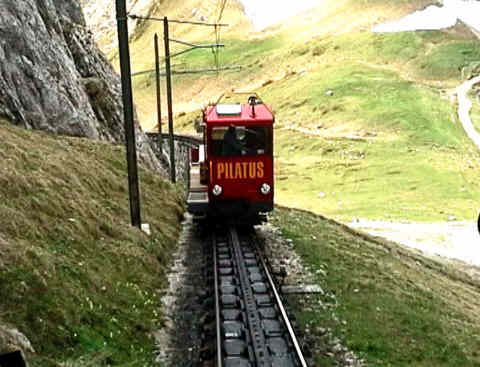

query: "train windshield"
xmin=211 ymin=126 xmax=271 ymax=157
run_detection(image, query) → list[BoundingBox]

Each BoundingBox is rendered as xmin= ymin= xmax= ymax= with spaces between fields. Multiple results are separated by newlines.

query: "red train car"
xmin=187 ymin=94 xmax=274 ymax=224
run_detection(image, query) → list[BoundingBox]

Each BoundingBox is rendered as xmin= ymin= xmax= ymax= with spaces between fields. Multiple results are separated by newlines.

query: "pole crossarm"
xmin=170 ymin=38 xmax=224 ymax=49
xmin=169 ymin=42 xmax=224 ymax=59
xmin=131 ymin=62 xmax=185 ymax=76
xmin=128 ymin=14 xmax=228 ymax=27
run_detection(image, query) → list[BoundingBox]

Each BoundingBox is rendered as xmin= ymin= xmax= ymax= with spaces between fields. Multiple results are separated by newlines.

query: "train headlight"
xmin=212 ymin=184 xmax=223 ymax=196
xmin=260 ymin=183 xmax=271 ymax=195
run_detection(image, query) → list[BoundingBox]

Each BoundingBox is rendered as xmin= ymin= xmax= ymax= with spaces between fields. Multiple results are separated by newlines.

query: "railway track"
xmin=211 ymin=225 xmax=308 ymax=367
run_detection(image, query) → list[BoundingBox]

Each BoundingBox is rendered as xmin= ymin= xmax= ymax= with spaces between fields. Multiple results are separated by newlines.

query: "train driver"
xmin=222 ymin=125 xmax=245 ymax=156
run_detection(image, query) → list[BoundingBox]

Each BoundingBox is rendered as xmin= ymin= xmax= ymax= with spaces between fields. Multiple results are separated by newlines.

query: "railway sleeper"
xmin=213 ymin=226 xmax=308 ymax=367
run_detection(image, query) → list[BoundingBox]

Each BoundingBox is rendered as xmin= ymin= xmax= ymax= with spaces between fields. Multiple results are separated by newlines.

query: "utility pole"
xmin=154 ymin=33 xmax=162 ymax=155
xmin=115 ymin=0 xmax=142 ymax=228
xmin=123 ymin=13 xmax=228 ymax=185
xmin=164 ymin=17 xmax=176 ymax=183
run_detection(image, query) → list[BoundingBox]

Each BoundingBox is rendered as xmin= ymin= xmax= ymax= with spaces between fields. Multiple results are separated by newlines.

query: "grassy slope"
xmin=0 ymin=121 xmax=184 ymax=366
xmin=128 ymin=0 xmax=480 ymax=222
xmin=271 ymin=207 xmax=480 ymax=366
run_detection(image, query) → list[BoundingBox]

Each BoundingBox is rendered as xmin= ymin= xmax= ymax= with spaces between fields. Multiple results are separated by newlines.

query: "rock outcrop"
xmin=80 ymin=0 xmax=156 ymax=55
xmin=0 ymin=0 xmax=160 ymax=169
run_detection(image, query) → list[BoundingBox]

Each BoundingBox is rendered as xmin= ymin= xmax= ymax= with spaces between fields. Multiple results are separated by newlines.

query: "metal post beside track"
xmin=163 ymin=16 xmax=176 ymax=184
xmin=154 ymin=33 xmax=163 ymax=154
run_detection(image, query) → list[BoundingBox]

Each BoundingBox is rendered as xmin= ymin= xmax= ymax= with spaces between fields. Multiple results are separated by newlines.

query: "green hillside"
xmin=272 ymin=207 xmax=480 ymax=366
xmin=127 ymin=0 xmax=480 ymax=222
xmin=0 ymin=120 xmax=184 ymax=366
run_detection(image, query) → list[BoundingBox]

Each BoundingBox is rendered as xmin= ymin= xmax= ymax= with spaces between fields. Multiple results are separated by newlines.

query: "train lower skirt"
xmin=187 ymin=196 xmax=272 ymax=225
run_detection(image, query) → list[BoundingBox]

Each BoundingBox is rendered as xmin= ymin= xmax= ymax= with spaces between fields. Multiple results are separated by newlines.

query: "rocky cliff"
xmin=80 ymin=0 xmax=156 ymax=54
xmin=0 ymin=0 xmax=159 ymax=169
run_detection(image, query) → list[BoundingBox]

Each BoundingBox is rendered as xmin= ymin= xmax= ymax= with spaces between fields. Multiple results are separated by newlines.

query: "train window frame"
xmin=209 ymin=125 xmax=272 ymax=157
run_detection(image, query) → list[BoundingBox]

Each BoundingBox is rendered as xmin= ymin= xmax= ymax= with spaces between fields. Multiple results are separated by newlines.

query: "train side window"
xmin=210 ymin=127 xmax=228 ymax=156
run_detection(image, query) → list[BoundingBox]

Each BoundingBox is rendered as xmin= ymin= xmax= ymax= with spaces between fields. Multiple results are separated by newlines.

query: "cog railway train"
xmin=187 ymin=94 xmax=274 ymax=225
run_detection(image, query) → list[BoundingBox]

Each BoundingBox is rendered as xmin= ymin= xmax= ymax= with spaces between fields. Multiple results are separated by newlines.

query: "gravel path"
xmin=456 ymin=76 xmax=480 ymax=149
xmin=348 ymin=219 xmax=480 ymax=266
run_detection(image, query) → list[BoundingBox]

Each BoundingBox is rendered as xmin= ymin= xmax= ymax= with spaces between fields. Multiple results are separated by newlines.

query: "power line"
xmin=131 ymin=65 xmax=242 ymax=77
xmin=213 ymin=0 xmax=228 ymax=73
xmin=128 ymin=14 xmax=228 ymax=27
xmin=217 ymin=0 xmax=228 ymax=24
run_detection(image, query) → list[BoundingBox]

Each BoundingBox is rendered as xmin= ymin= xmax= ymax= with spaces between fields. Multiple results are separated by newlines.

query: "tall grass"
xmin=0 ymin=121 xmax=184 ymax=366
xmin=272 ymin=207 xmax=480 ymax=366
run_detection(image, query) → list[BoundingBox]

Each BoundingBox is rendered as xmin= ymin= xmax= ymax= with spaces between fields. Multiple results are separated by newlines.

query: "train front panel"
xmin=207 ymin=153 xmax=274 ymax=220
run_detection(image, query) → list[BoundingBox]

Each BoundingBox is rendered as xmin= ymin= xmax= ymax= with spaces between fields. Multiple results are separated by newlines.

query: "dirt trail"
xmin=456 ymin=75 xmax=480 ymax=149
xmin=348 ymin=219 xmax=480 ymax=265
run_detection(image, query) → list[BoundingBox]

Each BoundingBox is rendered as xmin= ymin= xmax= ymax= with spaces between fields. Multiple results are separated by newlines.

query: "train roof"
xmin=204 ymin=103 xmax=274 ymax=126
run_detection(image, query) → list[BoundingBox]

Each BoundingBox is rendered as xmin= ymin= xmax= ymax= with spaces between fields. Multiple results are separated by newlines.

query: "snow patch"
xmin=373 ymin=0 xmax=480 ymax=33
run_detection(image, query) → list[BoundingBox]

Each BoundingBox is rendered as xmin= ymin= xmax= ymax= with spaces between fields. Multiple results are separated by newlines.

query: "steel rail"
xmin=212 ymin=233 xmax=223 ymax=367
xmin=257 ymin=250 xmax=309 ymax=367
xmin=211 ymin=225 xmax=309 ymax=366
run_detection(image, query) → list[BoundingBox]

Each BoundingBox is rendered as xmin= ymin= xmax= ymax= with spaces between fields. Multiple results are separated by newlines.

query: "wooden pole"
xmin=115 ymin=0 xmax=141 ymax=227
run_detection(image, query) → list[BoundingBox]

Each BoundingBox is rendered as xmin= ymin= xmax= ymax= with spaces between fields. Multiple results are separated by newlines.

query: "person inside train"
xmin=222 ymin=125 xmax=245 ymax=156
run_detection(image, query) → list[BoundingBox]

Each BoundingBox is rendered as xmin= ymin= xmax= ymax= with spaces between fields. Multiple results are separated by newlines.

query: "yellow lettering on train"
xmin=242 ymin=162 xmax=248 ymax=178
xmin=257 ymin=162 xmax=264 ymax=178
xmin=248 ymin=162 xmax=256 ymax=179
xmin=235 ymin=164 xmax=242 ymax=179
xmin=217 ymin=163 xmax=225 ymax=180
xmin=216 ymin=162 xmax=266 ymax=179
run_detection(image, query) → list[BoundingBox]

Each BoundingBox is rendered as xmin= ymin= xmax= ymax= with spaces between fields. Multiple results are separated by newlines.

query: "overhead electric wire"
xmin=213 ymin=0 xmax=228 ymax=74
xmin=132 ymin=66 xmax=242 ymax=78
xmin=127 ymin=2 xmax=237 ymax=83
xmin=127 ymin=14 xmax=227 ymax=27
xmin=217 ymin=0 xmax=228 ymax=24
xmin=126 ymin=2 xmax=135 ymax=17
